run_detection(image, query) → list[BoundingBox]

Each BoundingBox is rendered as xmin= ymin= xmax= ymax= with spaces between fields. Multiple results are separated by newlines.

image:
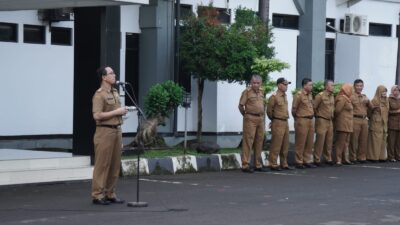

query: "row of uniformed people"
xmin=239 ymin=75 xmax=400 ymax=173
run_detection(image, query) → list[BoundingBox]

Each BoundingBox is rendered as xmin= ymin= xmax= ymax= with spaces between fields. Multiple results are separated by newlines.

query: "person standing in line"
xmin=313 ymin=80 xmax=335 ymax=166
xmin=334 ymin=83 xmax=354 ymax=166
xmin=238 ymin=75 xmax=268 ymax=173
xmin=292 ymin=78 xmax=316 ymax=169
xmin=267 ymin=78 xmax=294 ymax=171
xmin=367 ymin=85 xmax=389 ymax=162
xmin=349 ymin=79 xmax=370 ymax=164
xmin=387 ymin=85 xmax=400 ymax=162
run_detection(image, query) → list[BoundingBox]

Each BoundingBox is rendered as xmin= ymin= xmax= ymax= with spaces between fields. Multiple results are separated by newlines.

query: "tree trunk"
xmin=258 ymin=0 xmax=270 ymax=24
xmin=197 ymin=78 xmax=205 ymax=142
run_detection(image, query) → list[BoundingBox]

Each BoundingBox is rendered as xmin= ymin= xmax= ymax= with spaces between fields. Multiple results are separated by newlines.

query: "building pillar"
xmin=139 ymin=0 xmax=175 ymax=133
xmin=294 ymin=0 xmax=327 ymax=87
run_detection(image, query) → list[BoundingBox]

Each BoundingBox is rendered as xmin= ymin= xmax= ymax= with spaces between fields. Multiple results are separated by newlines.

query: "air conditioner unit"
xmin=344 ymin=13 xmax=368 ymax=36
xmin=38 ymin=8 xmax=74 ymax=22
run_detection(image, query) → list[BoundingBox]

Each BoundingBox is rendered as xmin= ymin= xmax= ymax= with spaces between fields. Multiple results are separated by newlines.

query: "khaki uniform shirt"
xmin=335 ymin=95 xmax=353 ymax=132
xmin=292 ymin=90 xmax=314 ymax=118
xmin=388 ymin=97 xmax=400 ymax=130
xmin=351 ymin=93 xmax=369 ymax=117
xmin=267 ymin=90 xmax=289 ymax=120
xmin=314 ymin=91 xmax=334 ymax=120
xmin=239 ymin=88 xmax=265 ymax=115
xmin=92 ymin=87 xmax=123 ymax=126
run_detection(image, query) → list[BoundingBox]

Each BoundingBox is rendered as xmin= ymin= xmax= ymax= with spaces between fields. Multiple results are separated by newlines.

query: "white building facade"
xmin=0 ymin=0 xmax=399 ymax=153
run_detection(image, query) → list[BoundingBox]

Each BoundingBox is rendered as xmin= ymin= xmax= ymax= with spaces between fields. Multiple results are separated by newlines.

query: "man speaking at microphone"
xmin=91 ymin=66 xmax=128 ymax=205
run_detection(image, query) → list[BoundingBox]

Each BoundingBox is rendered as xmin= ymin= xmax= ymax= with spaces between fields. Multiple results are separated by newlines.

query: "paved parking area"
xmin=1 ymin=162 xmax=400 ymax=225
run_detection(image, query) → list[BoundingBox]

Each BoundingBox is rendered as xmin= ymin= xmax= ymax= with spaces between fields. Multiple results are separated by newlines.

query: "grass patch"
xmin=122 ymin=148 xmax=241 ymax=160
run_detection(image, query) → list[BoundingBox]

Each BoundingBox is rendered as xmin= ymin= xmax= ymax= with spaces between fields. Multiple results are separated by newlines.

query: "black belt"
xmin=353 ymin=115 xmax=367 ymax=119
xmin=316 ymin=116 xmax=331 ymax=121
xmin=97 ymin=124 xmax=121 ymax=129
xmin=246 ymin=112 xmax=264 ymax=117
xmin=298 ymin=116 xmax=314 ymax=119
xmin=272 ymin=117 xmax=288 ymax=121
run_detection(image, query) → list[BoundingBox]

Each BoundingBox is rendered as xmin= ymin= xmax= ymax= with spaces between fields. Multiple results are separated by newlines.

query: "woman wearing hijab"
xmin=334 ymin=83 xmax=354 ymax=166
xmin=387 ymin=85 xmax=400 ymax=162
xmin=367 ymin=85 xmax=389 ymax=162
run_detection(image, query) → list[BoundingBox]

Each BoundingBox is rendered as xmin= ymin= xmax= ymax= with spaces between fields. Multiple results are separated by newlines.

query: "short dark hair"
xmin=97 ymin=66 xmax=109 ymax=81
xmin=354 ymin=79 xmax=364 ymax=86
xmin=324 ymin=79 xmax=334 ymax=87
xmin=302 ymin=78 xmax=312 ymax=87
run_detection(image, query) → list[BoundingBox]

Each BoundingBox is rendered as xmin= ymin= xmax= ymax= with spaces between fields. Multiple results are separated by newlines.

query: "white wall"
xmin=332 ymin=0 xmax=400 ymax=99
xmin=0 ymin=10 xmax=74 ymax=136
xmin=359 ymin=36 xmax=397 ymax=98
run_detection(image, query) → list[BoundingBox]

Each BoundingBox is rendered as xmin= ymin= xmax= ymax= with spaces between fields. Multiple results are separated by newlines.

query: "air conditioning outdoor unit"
xmin=344 ymin=13 xmax=368 ymax=36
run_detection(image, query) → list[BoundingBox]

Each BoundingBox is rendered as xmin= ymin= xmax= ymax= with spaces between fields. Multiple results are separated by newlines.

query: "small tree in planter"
xmin=129 ymin=80 xmax=184 ymax=147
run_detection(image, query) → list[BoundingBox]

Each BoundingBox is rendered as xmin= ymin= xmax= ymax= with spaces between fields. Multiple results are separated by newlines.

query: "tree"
xmin=180 ymin=5 xmax=287 ymax=142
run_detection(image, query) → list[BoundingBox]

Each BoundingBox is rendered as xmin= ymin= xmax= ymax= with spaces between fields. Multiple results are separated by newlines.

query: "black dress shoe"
xmin=304 ymin=163 xmax=317 ymax=168
xmin=106 ymin=197 xmax=125 ymax=204
xmin=358 ymin=160 xmax=367 ymax=164
xmin=343 ymin=161 xmax=354 ymax=165
xmin=254 ymin=167 xmax=269 ymax=172
xmin=295 ymin=164 xmax=305 ymax=169
xmin=379 ymin=160 xmax=388 ymax=163
xmin=325 ymin=161 xmax=335 ymax=166
xmin=282 ymin=166 xmax=294 ymax=170
xmin=241 ymin=168 xmax=254 ymax=173
xmin=92 ymin=198 xmax=111 ymax=205
xmin=351 ymin=160 xmax=359 ymax=164
xmin=270 ymin=167 xmax=282 ymax=171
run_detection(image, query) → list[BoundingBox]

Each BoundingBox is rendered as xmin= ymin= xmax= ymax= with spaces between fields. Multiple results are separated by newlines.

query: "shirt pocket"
xmin=301 ymin=97 xmax=312 ymax=108
xmin=106 ymin=97 xmax=116 ymax=105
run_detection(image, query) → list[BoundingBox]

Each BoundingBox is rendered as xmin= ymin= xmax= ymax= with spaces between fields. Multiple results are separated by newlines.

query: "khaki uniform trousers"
xmin=268 ymin=119 xmax=289 ymax=168
xmin=367 ymin=130 xmax=387 ymax=161
xmin=314 ymin=118 xmax=333 ymax=163
xmin=349 ymin=118 xmax=368 ymax=161
xmin=294 ymin=118 xmax=314 ymax=165
xmin=387 ymin=129 xmax=400 ymax=160
xmin=242 ymin=114 xmax=264 ymax=169
xmin=335 ymin=131 xmax=351 ymax=164
xmin=91 ymin=127 xmax=122 ymax=200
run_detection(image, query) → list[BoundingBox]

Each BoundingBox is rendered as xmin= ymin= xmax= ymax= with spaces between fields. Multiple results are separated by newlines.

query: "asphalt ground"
xmin=1 ymin=162 xmax=400 ymax=225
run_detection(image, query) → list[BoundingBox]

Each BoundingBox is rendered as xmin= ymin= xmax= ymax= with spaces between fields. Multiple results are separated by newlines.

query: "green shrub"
xmin=292 ymin=81 xmax=343 ymax=97
xmin=144 ymin=81 xmax=184 ymax=118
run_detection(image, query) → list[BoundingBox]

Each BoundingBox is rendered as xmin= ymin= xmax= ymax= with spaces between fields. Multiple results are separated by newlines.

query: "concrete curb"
xmin=121 ymin=151 xmax=273 ymax=176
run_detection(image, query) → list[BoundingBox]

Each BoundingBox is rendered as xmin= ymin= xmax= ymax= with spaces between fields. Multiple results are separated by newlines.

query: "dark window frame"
xmin=23 ymin=24 xmax=46 ymax=44
xmin=0 ymin=22 xmax=18 ymax=43
xmin=326 ymin=18 xmax=336 ymax=33
xmin=51 ymin=27 xmax=72 ymax=46
xmin=369 ymin=22 xmax=392 ymax=37
xmin=272 ymin=13 xmax=299 ymax=30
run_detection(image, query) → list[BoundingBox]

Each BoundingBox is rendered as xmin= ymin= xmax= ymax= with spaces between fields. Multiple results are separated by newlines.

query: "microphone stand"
xmin=119 ymin=82 xmax=148 ymax=208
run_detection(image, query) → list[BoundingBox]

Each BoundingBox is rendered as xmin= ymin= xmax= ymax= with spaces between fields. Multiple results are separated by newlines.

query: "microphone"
xmin=116 ymin=81 xmax=130 ymax=85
